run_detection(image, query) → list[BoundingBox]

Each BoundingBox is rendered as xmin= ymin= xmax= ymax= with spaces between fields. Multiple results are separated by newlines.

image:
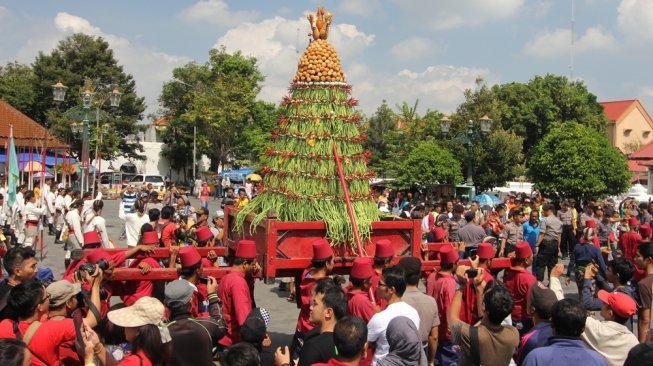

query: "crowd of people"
xmin=0 ymin=179 xmax=653 ymax=365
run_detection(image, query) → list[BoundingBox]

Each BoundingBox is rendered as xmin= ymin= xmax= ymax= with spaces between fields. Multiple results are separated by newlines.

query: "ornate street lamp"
xmin=51 ymin=81 xmax=68 ymax=103
xmin=109 ymin=88 xmax=122 ymax=108
xmin=440 ymin=115 xmax=494 ymax=187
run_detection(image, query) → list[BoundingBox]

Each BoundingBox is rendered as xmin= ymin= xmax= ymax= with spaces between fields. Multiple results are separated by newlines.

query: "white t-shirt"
xmin=367 ymin=301 xmax=420 ymax=366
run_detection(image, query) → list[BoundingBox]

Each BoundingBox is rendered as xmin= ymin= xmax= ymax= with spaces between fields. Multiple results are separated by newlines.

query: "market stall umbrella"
xmin=246 ymin=173 xmax=262 ymax=182
xmin=20 ymin=161 xmax=47 ymax=173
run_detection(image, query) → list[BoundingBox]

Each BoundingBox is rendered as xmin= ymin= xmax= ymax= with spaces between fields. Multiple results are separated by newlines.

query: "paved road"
xmin=34 ymin=197 xmax=579 ymax=350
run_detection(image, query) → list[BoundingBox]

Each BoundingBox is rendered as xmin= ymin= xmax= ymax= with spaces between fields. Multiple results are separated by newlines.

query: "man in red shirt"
xmin=347 ymin=257 xmax=377 ymax=323
xmin=159 ymin=206 xmax=178 ymax=247
xmin=218 ymin=239 xmax=257 ymax=348
xmin=173 ymin=245 xmax=209 ymax=317
xmin=0 ymin=280 xmax=79 ymax=366
xmin=503 ymin=241 xmax=537 ymax=335
xmin=371 ymin=239 xmax=395 ymax=310
xmin=460 ymin=242 xmax=496 ymax=325
xmin=427 ymin=244 xmax=461 ymax=366
xmin=619 ymin=217 xmax=642 ymax=261
xmin=292 ymin=239 xmax=334 ymax=359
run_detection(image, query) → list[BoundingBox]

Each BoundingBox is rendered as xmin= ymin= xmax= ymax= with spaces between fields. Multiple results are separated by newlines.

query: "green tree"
xmin=390 ymin=140 xmax=462 ymax=189
xmin=0 ymin=62 xmax=38 ymax=117
xmin=30 ymin=33 xmax=145 ymax=160
xmin=472 ymin=129 xmax=524 ymax=192
xmin=363 ymin=100 xmax=396 ymax=172
xmin=494 ymin=74 xmax=608 ymax=153
xmin=527 ymin=122 xmax=629 ymax=200
xmin=159 ymin=48 xmax=271 ymax=176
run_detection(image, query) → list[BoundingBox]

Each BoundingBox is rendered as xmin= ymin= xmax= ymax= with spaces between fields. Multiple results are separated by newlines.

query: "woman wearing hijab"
xmin=378 ymin=316 xmax=427 ymax=366
xmin=81 ymin=296 xmax=172 ymax=365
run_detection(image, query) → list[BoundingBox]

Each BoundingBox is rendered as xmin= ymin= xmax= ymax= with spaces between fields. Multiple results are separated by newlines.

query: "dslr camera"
xmin=77 ymin=258 xmax=110 ymax=277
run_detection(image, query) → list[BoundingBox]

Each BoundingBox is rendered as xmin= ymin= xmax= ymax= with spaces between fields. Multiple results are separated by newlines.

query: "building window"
xmin=644 ymin=131 xmax=651 ymax=139
xmin=624 ymin=129 xmax=632 ymax=136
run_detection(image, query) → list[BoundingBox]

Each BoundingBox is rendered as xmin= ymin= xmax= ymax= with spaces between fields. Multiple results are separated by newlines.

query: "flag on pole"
xmin=7 ymin=125 xmax=19 ymax=207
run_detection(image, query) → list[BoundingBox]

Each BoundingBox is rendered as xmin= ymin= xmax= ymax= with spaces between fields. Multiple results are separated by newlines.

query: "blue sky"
xmin=0 ymin=0 xmax=651 ymax=119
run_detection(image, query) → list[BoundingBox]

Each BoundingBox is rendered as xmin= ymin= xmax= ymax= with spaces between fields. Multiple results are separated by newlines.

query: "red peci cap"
xmin=87 ymin=248 xmax=110 ymax=264
xmin=515 ymin=241 xmax=533 ymax=259
xmin=375 ymin=239 xmax=395 ymax=259
xmin=350 ymin=257 xmax=374 ymax=280
xmin=179 ymin=246 xmax=202 ymax=267
xmin=312 ymin=239 xmax=333 ymax=260
xmin=477 ymin=242 xmax=495 ymax=259
xmin=640 ymin=224 xmax=652 ymax=238
xmin=629 ymin=217 xmax=640 ymax=227
xmin=83 ymin=231 xmax=101 ymax=246
xmin=141 ymin=231 xmax=159 ymax=245
xmin=236 ymin=240 xmax=257 ymax=259
xmin=585 ymin=219 xmax=597 ymax=228
xmin=195 ymin=226 xmax=214 ymax=243
xmin=597 ymin=290 xmax=637 ymax=318
xmin=439 ymin=245 xmax=459 ymax=265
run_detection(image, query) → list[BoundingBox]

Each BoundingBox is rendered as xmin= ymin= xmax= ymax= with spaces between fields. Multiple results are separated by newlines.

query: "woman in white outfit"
xmin=83 ymin=200 xmax=111 ymax=248
xmin=23 ymin=190 xmax=45 ymax=247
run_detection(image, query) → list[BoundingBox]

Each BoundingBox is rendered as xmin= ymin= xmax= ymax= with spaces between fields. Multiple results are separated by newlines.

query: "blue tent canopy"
xmin=0 ymin=153 xmax=77 ymax=166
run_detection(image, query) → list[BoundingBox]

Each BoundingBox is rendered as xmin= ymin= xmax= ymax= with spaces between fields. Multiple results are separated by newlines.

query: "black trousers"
xmin=561 ymin=224 xmax=576 ymax=257
xmin=535 ymin=239 xmax=559 ymax=281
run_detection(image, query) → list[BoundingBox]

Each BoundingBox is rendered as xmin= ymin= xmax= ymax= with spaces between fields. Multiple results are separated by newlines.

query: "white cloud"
xmin=391 ymin=0 xmax=525 ymax=30
xmin=523 ymin=27 xmax=616 ymax=58
xmin=0 ymin=6 xmax=9 ymax=18
xmin=337 ymin=0 xmax=382 ymax=18
xmin=389 ymin=37 xmax=442 ymax=61
xmin=351 ymin=65 xmax=495 ymax=114
xmin=214 ymin=16 xmax=374 ymax=105
xmin=618 ymin=0 xmax=653 ymax=42
xmin=179 ymin=0 xmax=258 ymax=27
xmin=12 ymin=12 xmax=191 ymax=119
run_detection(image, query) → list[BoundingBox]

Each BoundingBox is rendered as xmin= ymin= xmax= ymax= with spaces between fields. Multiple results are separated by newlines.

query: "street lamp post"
xmin=52 ymin=81 xmax=121 ymax=194
xmin=440 ymin=115 xmax=493 ymax=186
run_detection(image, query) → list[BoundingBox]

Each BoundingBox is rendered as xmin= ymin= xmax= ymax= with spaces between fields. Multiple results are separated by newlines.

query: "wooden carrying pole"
xmin=332 ymin=142 xmax=376 ymax=304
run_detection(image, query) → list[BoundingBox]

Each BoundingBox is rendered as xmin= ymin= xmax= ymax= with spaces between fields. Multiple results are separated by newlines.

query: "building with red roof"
xmin=0 ymin=99 xmax=68 ymax=149
xmin=600 ymin=99 xmax=653 ymax=153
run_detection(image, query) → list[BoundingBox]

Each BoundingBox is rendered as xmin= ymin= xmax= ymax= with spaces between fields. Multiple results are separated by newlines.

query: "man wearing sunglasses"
xmin=367 ymin=266 xmax=420 ymax=366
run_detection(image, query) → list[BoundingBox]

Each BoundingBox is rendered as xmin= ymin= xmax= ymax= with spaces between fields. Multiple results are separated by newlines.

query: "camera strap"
xmin=80 ymin=290 xmax=102 ymax=324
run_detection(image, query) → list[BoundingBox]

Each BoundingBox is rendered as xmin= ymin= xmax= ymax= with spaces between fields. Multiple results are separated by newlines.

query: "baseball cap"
xmin=108 ymin=296 xmax=165 ymax=328
xmin=164 ymin=280 xmax=195 ymax=306
xmin=46 ymin=280 xmax=82 ymax=307
xmin=597 ymin=290 xmax=637 ymax=318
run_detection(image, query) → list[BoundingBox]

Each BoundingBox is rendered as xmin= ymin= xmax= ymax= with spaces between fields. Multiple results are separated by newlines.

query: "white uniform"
xmin=84 ymin=214 xmax=110 ymax=248
xmin=64 ymin=195 xmax=73 ymax=211
xmin=23 ymin=201 xmax=45 ymax=246
xmin=54 ymin=194 xmax=65 ymax=231
xmin=65 ymin=209 xmax=84 ymax=250
xmin=12 ymin=192 xmax=25 ymax=244
xmin=45 ymin=190 xmax=56 ymax=225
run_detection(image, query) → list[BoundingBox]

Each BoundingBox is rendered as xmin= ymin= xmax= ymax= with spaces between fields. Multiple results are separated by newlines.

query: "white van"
xmin=129 ymin=174 xmax=165 ymax=190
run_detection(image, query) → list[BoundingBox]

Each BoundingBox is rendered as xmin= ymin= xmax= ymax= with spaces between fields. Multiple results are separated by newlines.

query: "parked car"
xmin=99 ymin=172 xmax=136 ymax=192
xmin=129 ymin=174 xmax=165 ymax=190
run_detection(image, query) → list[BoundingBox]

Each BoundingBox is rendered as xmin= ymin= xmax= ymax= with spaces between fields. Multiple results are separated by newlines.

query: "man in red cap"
xmin=170 ymin=245 xmax=209 ymax=318
xmin=618 ymin=217 xmax=642 ymax=261
xmin=460 ymin=242 xmax=496 ymax=325
xmin=83 ymin=231 xmax=102 ymax=249
xmin=503 ymin=241 xmax=537 ymax=335
xmin=371 ymin=239 xmax=394 ymax=310
xmin=218 ymin=239 xmax=257 ymax=348
xmin=427 ymin=244 xmax=461 ymax=365
xmin=292 ymin=239 xmax=334 ymax=359
xmin=581 ymin=290 xmax=638 ymax=365
xmin=347 ymin=257 xmax=377 ymax=323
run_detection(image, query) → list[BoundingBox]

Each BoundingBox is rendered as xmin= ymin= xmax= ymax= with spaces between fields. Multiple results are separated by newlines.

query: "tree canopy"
xmin=390 ymin=140 xmax=462 ymax=189
xmin=158 ymin=47 xmax=275 ymax=177
xmin=527 ymin=122 xmax=629 ymax=200
xmin=25 ymin=33 xmax=146 ymax=160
